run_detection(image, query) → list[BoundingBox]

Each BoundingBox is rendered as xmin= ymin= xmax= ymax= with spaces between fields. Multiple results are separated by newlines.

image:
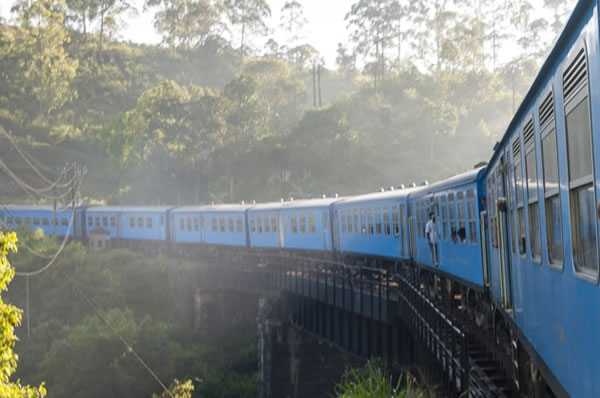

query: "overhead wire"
xmin=0 ymin=127 xmax=73 ymax=187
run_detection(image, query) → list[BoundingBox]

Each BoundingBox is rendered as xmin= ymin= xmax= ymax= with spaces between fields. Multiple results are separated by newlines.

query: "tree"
xmin=94 ymin=0 xmax=136 ymax=57
xmin=223 ymin=0 xmax=271 ymax=54
xmin=11 ymin=0 xmax=79 ymax=120
xmin=278 ymin=1 xmax=307 ymax=47
xmin=0 ymin=230 xmax=46 ymax=397
xmin=145 ymin=0 xmax=223 ymax=52
xmin=66 ymin=0 xmax=97 ymax=40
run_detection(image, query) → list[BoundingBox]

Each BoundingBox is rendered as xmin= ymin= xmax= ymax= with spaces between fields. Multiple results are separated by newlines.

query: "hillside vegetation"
xmin=0 ymin=0 xmax=576 ymax=205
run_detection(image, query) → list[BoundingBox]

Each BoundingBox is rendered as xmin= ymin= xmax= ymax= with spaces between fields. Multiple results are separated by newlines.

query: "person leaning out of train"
xmin=425 ymin=212 xmax=439 ymax=266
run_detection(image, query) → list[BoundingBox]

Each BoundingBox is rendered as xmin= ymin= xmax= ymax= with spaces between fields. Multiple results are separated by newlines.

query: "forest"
xmin=0 ymin=0 xmax=577 ymax=207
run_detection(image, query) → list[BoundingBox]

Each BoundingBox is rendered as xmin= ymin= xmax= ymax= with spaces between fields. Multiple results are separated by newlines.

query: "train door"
xmin=278 ymin=213 xmax=285 ymax=248
xmin=496 ymin=155 xmax=514 ymax=312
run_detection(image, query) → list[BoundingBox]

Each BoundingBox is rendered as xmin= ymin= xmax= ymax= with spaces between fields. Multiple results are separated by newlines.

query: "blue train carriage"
xmin=333 ymin=189 xmax=414 ymax=265
xmin=1 ymin=205 xmax=80 ymax=238
xmin=483 ymin=0 xmax=600 ymax=396
xmin=247 ymin=202 xmax=285 ymax=250
xmin=408 ymin=168 xmax=486 ymax=288
xmin=276 ymin=198 xmax=338 ymax=256
xmin=198 ymin=204 xmax=251 ymax=247
xmin=86 ymin=206 xmax=171 ymax=249
xmin=170 ymin=206 xmax=204 ymax=245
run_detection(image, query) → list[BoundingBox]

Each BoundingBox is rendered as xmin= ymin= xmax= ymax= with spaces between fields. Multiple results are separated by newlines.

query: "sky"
xmin=0 ymin=0 xmax=354 ymax=68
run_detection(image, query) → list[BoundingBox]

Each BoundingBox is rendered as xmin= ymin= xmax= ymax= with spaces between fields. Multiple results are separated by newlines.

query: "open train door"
xmin=496 ymin=154 xmax=514 ymax=312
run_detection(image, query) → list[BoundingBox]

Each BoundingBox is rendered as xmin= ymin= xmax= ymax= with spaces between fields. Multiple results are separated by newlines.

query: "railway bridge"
xmin=195 ymin=251 xmax=517 ymax=398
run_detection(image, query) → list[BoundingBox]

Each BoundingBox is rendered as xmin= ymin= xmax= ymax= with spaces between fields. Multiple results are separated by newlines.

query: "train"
xmin=1 ymin=0 xmax=599 ymax=396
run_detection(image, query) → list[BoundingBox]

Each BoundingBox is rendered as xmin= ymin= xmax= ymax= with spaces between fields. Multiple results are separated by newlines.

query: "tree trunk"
xmin=99 ymin=8 xmax=105 ymax=58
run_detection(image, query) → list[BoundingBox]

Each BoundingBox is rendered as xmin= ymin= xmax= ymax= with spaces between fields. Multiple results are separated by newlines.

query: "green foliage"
xmin=0 ymin=230 xmax=46 ymax=398
xmin=335 ymin=359 xmax=427 ymax=398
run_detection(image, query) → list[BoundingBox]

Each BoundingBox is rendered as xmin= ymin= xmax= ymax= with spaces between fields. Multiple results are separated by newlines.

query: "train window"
xmin=250 ymin=216 xmax=255 ymax=233
xmin=514 ymin=137 xmax=526 ymax=255
xmin=41 ymin=217 xmax=48 ymax=226
xmin=185 ymin=217 xmax=190 ymax=231
xmin=88 ymin=216 xmax=92 ymax=226
xmin=323 ymin=212 xmax=329 ymax=230
xmin=33 ymin=217 xmax=40 ymax=225
xmin=237 ymin=216 xmax=243 ymax=233
xmin=102 ymin=216 xmax=108 ymax=227
xmin=400 ymin=204 xmax=407 ymax=255
xmin=341 ymin=209 xmax=347 ymax=233
xmin=110 ymin=216 xmax=116 ymax=227
xmin=53 ymin=217 xmax=59 ymax=226
xmin=360 ymin=208 xmax=366 ymax=234
xmin=563 ymin=48 xmax=597 ymax=278
xmin=524 ymin=118 xmax=542 ymax=262
xmin=353 ymin=209 xmax=359 ymax=234
xmin=457 ymin=192 xmax=466 ymax=243
xmin=392 ymin=205 xmax=399 ymax=237
xmin=375 ymin=207 xmax=382 ymax=234
xmin=300 ymin=213 xmax=306 ymax=233
xmin=136 ymin=216 xmax=142 ymax=228
xmin=365 ymin=207 xmax=371 ymax=234
xmin=383 ymin=206 xmax=390 ymax=235
xmin=262 ymin=215 xmax=268 ymax=233
xmin=291 ymin=214 xmax=297 ymax=233
xmin=194 ymin=216 xmax=199 ymax=231
xmin=256 ymin=216 xmax=262 ymax=233
xmin=272 ymin=215 xmax=278 ymax=232
xmin=61 ymin=218 xmax=68 ymax=226
xmin=130 ymin=216 xmax=135 ymax=228
xmin=212 ymin=216 xmax=218 ymax=232
xmin=24 ymin=217 xmax=30 ymax=225
xmin=15 ymin=217 xmax=21 ymax=225
xmin=448 ymin=194 xmax=456 ymax=242
xmin=7 ymin=217 xmax=13 ymax=224
xmin=441 ymin=195 xmax=448 ymax=241
xmin=228 ymin=216 xmax=234 ymax=233
xmin=219 ymin=215 xmax=226 ymax=232
xmin=309 ymin=212 xmax=316 ymax=233
xmin=95 ymin=216 xmax=100 ymax=227
xmin=467 ymin=190 xmax=477 ymax=244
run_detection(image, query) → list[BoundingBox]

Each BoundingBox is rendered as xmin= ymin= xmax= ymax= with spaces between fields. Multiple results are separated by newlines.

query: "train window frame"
xmin=367 ymin=207 xmax=374 ymax=235
xmin=467 ymin=190 xmax=477 ymax=245
xmin=102 ymin=216 xmax=108 ymax=227
xmin=353 ymin=208 xmax=359 ymax=234
xmin=272 ymin=215 xmax=278 ymax=233
xmin=383 ymin=205 xmax=390 ymax=235
xmin=42 ymin=217 xmax=49 ymax=226
xmin=61 ymin=217 xmax=68 ymax=226
xmin=341 ymin=209 xmax=347 ymax=233
xmin=249 ymin=216 xmax=256 ymax=233
xmin=7 ymin=217 xmax=14 ymax=224
xmin=400 ymin=203 xmax=407 ymax=255
xmin=263 ymin=215 xmax=269 ymax=233
xmin=148 ymin=216 xmax=154 ymax=229
xmin=33 ymin=217 xmax=40 ymax=225
xmin=110 ymin=216 xmax=116 ymax=227
xmin=457 ymin=191 xmax=466 ymax=243
xmin=525 ymin=117 xmax=542 ymax=263
xmin=88 ymin=216 xmax=93 ymax=226
xmin=563 ymin=44 xmax=598 ymax=282
xmin=237 ymin=216 xmax=243 ymax=233
xmin=392 ymin=205 xmax=399 ymax=237
xmin=323 ymin=212 xmax=329 ymax=230
xmin=218 ymin=215 xmax=225 ymax=233
xmin=186 ymin=216 xmax=191 ymax=231
xmin=299 ymin=213 xmax=306 ymax=233
xmin=375 ymin=207 xmax=382 ymax=234
xmin=137 ymin=216 xmax=143 ymax=229
xmin=448 ymin=193 xmax=457 ymax=243
xmin=309 ymin=212 xmax=316 ymax=233
xmin=290 ymin=214 xmax=298 ymax=233
xmin=514 ymin=134 xmax=527 ymax=257
xmin=229 ymin=216 xmax=234 ymax=233
xmin=15 ymin=217 xmax=21 ymax=225
xmin=344 ymin=210 xmax=350 ymax=233
xmin=179 ymin=216 xmax=185 ymax=231
xmin=194 ymin=216 xmax=199 ymax=231
xmin=441 ymin=195 xmax=448 ymax=241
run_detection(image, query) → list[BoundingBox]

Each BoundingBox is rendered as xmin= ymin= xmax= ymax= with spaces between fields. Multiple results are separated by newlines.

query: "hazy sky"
xmin=0 ymin=0 xmax=354 ymax=67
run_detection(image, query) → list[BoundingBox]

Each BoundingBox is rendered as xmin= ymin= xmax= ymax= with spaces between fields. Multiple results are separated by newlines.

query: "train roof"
xmin=87 ymin=206 xmax=172 ymax=213
xmin=170 ymin=204 xmax=252 ymax=213
xmin=1 ymin=205 xmax=75 ymax=213
xmin=409 ymin=167 xmax=486 ymax=199
xmin=249 ymin=197 xmax=340 ymax=211
xmin=335 ymin=187 xmax=418 ymax=206
xmin=486 ymin=0 xmax=594 ymax=170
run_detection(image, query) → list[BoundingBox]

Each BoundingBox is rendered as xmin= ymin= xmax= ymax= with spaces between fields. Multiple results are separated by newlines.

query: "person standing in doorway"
xmin=425 ymin=211 xmax=439 ymax=266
